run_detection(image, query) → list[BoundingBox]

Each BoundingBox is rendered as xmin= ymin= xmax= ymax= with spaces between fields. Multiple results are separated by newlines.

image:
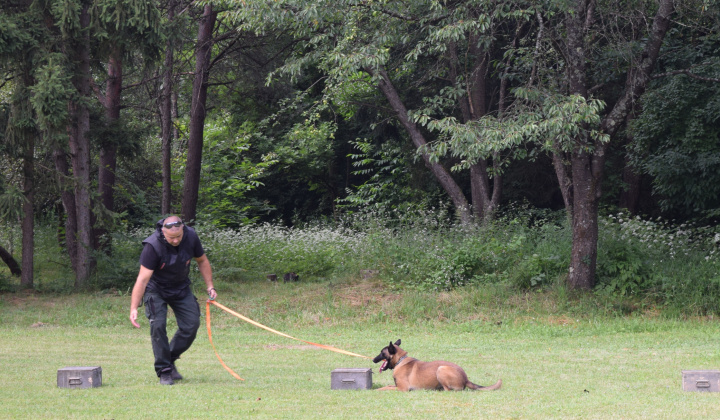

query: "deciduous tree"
xmin=182 ymin=4 xmax=217 ymax=223
xmin=221 ymin=0 xmax=538 ymax=223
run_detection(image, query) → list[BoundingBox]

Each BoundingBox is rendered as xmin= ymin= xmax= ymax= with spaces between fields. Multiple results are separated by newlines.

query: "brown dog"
xmin=372 ymin=339 xmax=502 ymax=391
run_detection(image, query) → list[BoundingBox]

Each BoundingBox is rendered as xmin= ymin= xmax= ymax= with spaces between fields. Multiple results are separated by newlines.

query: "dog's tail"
xmin=467 ymin=378 xmax=502 ymax=391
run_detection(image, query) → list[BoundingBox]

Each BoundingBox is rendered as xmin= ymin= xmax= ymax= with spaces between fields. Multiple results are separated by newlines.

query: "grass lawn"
xmin=1 ymin=280 xmax=719 ymax=419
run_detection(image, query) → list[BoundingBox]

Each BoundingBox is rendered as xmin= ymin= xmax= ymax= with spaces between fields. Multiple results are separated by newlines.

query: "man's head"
xmin=161 ymin=216 xmax=184 ymax=246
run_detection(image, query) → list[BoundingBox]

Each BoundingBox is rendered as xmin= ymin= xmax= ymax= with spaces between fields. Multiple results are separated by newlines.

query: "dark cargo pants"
xmin=143 ymin=291 xmax=201 ymax=376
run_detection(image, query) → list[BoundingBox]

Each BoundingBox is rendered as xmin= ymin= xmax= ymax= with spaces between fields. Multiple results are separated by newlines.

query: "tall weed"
xmin=596 ymin=212 xmax=720 ymax=313
xmin=201 ymin=222 xmax=368 ymax=281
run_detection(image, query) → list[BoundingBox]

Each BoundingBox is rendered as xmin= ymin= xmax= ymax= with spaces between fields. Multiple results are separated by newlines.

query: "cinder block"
xmin=682 ymin=370 xmax=720 ymax=392
xmin=57 ymin=366 xmax=102 ymax=389
xmin=331 ymin=368 xmax=372 ymax=390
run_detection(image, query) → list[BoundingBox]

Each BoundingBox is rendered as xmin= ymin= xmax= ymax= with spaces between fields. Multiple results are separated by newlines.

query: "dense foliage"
xmin=1 ymin=0 xmax=719 ymax=294
xmin=2 ymin=208 xmax=719 ymax=315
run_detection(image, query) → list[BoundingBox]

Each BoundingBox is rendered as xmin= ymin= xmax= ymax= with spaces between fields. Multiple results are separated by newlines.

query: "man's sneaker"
xmin=170 ymin=364 xmax=183 ymax=381
xmin=159 ymin=369 xmax=174 ymax=385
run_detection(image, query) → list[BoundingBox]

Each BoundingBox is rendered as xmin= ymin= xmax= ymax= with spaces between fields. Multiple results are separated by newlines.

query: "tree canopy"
xmin=1 ymin=0 xmax=719 ymax=290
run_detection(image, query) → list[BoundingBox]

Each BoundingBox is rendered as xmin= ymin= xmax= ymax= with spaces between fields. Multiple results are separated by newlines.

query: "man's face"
xmin=162 ymin=218 xmax=184 ymax=246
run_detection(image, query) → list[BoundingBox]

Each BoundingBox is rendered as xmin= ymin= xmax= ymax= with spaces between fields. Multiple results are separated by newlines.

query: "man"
xmin=129 ymin=215 xmax=218 ymax=385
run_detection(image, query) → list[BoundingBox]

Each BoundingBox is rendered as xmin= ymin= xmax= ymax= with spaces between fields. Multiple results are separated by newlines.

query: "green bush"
xmin=596 ymin=238 xmax=652 ymax=296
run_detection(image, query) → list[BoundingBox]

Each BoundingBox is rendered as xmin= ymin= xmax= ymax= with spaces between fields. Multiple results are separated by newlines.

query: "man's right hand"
xmin=130 ymin=308 xmax=140 ymax=328
xmin=129 ymin=266 xmax=153 ymax=329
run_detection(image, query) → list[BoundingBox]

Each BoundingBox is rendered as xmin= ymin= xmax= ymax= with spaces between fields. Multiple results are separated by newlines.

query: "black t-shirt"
xmin=140 ymin=226 xmax=205 ymax=299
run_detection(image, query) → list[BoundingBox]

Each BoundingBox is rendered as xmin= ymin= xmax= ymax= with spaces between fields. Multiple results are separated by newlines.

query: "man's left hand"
xmin=207 ymin=287 xmax=217 ymax=301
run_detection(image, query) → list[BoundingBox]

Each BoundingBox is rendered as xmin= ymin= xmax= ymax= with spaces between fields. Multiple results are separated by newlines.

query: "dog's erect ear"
xmin=388 ymin=341 xmax=396 ymax=355
xmin=394 ymin=339 xmax=401 ymax=346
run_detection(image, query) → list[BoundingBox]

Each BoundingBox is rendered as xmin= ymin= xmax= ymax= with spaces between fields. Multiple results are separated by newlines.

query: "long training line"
xmin=206 ymin=300 xmax=372 ymax=381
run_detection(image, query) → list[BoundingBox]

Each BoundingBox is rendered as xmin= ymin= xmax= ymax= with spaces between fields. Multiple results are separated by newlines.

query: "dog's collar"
xmin=395 ymin=355 xmax=408 ymax=367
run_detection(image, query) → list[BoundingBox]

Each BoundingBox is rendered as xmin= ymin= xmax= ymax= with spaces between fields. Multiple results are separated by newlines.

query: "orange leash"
xmin=206 ymin=300 xmax=372 ymax=381
xmin=205 ymin=300 xmax=245 ymax=381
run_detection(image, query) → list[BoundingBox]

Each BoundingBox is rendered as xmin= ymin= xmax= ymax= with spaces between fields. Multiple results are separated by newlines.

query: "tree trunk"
xmin=451 ymin=38 xmax=500 ymax=222
xmin=605 ymin=3 xmax=674 ymax=215
xmin=568 ymin=149 xmax=600 ymax=290
xmin=469 ymin=160 xmax=500 ymax=222
xmin=564 ymin=0 xmax=674 ymax=290
xmin=160 ymin=0 xmax=176 ymax=215
xmin=552 ymin=151 xmax=573 ymax=219
xmin=68 ymin=3 xmax=94 ymax=289
xmin=0 ymin=245 xmax=21 ymax=277
xmin=368 ymin=66 xmax=472 ymax=224
xmin=54 ymin=147 xmax=78 ymax=274
xmin=600 ymin=0 xmax=674 ymax=139
xmin=182 ymin=4 xmax=217 ymax=223
xmin=564 ymin=0 xmax=598 ymax=290
xmin=21 ymin=115 xmax=34 ymax=289
xmin=96 ymin=48 xmax=122 ymax=251
xmin=172 ymin=91 xmax=179 ymax=145
xmin=12 ymin=66 xmax=36 ymax=289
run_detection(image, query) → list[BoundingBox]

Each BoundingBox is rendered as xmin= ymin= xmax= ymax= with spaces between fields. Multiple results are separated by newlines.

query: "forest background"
xmin=1 ymin=0 xmax=720 ymax=314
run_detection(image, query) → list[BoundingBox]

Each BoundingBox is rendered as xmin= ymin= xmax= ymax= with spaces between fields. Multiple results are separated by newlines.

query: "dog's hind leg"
xmin=436 ymin=366 xmax=466 ymax=391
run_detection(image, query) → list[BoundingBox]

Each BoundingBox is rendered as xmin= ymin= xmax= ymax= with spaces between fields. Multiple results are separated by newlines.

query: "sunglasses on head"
xmin=163 ymin=220 xmax=184 ymax=229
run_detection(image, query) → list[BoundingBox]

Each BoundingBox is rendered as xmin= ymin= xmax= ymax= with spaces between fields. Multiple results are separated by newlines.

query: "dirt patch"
xmin=332 ymin=280 xmax=401 ymax=307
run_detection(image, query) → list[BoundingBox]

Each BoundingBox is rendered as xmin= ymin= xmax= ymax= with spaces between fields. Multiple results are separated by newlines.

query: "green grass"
xmin=1 ymin=279 xmax=719 ymax=419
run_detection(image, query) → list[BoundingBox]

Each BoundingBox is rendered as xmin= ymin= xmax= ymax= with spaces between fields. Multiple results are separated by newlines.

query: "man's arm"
xmin=195 ymin=254 xmax=217 ymax=300
xmin=129 ymin=265 xmax=153 ymax=328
